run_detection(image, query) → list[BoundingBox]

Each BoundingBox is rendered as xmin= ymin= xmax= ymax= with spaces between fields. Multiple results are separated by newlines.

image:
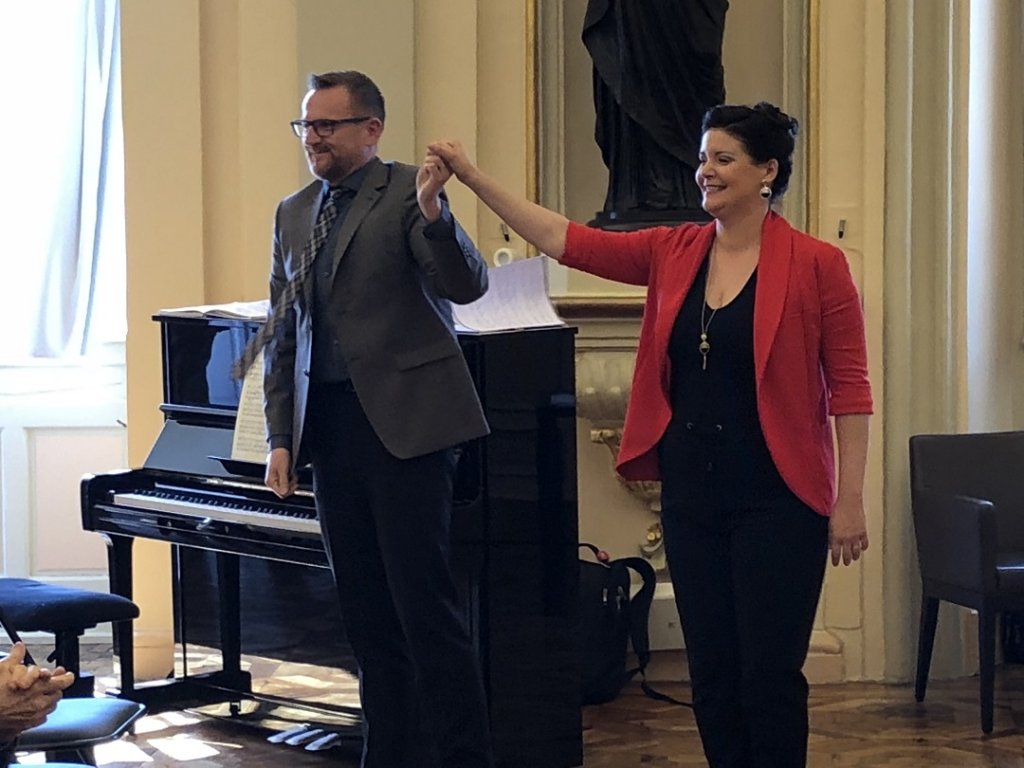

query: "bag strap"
xmin=639 ymin=678 xmax=692 ymax=707
xmin=612 ymin=556 xmax=655 ymax=672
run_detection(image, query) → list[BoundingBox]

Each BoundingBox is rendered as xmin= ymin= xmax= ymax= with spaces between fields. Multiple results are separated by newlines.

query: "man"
xmin=0 ymin=643 xmax=74 ymax=764
xmin=261 ymin=71 xmax=494 ymax=768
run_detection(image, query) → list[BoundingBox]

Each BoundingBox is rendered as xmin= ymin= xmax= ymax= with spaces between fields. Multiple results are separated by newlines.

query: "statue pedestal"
xmin=588 ymin=207 xmax=712 ymax=231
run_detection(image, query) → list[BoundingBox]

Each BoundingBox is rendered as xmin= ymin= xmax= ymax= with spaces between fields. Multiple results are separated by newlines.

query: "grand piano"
xmin=81 ymin=314 xmax=582 ymax=767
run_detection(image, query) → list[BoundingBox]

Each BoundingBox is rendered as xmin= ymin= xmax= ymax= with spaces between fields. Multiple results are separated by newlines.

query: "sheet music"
xmin=453 ymin=256 xmax=564 ymax=333
xmin=158 ymin=299 xmax=269 ymax=320
xmin=230 ymin=350 xmax=270 ymax=464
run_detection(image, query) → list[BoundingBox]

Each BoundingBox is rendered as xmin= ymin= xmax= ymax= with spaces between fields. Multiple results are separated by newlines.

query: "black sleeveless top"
xmin=660 ymin=254 xmax=797 ymax=509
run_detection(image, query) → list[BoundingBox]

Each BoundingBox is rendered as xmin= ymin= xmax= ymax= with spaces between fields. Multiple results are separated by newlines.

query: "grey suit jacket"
xmin=263 ymin=158 xmax=490 ymax=462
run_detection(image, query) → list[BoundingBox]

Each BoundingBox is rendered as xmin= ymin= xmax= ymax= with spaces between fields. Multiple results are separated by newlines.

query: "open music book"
xmin=157 ymin=299 xmax=269 ymax=320
xmin=452 ymin=255 xmax=564 ymax=333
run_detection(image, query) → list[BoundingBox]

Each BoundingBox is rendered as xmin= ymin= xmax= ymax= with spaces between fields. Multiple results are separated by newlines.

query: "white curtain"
xmin=0 ymin=0 xmax=125 ymax=360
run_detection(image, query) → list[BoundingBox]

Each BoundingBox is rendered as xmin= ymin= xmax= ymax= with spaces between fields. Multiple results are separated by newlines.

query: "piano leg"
xmin=103 ymin=534 xmax=137 ymax=696
xmin=216 ymin=552 xmax=244 ymax=714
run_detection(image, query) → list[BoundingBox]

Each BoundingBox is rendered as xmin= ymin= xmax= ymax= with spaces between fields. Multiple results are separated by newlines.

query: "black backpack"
xmin=578 ymin=543 xmax=691 ymax=707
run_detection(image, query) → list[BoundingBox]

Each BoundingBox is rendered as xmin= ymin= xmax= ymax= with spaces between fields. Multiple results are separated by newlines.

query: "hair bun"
xmin=753 ymin=101 xmax=799 ymax=138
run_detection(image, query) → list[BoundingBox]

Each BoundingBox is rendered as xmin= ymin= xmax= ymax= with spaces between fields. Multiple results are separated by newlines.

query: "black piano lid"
xmin=143 ymin=420 xmax=236 ymax=478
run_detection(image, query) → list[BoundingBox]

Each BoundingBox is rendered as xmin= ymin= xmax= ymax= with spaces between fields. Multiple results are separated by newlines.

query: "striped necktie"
xmin=233 ymin=187 xmax=347 ymax=379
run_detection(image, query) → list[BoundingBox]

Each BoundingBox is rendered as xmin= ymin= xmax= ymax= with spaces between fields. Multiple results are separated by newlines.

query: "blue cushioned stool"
xmin=15 ymin=697 xmax=146 ymax=765
xmin=0 ymin=579 xmax=139 ymax=698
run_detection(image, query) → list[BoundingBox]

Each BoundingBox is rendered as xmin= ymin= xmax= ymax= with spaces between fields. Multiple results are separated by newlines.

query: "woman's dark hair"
xmin=308 ymin=70 xmax=386 ymax=121
xmin=701 ymin=102 xmax=799 ymax=201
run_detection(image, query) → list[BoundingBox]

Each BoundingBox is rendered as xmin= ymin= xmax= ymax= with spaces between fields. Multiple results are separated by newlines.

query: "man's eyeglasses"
xmin=290 ymin=117 xmax=373 ymax=138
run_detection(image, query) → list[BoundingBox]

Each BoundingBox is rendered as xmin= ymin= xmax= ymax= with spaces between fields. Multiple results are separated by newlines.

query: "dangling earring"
xmin=759 ymin=182 xmax=772 ymax=200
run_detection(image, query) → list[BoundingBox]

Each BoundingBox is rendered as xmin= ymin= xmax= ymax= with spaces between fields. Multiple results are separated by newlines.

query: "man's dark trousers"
xmin=304 ymin=380 xmax=495 ymax=768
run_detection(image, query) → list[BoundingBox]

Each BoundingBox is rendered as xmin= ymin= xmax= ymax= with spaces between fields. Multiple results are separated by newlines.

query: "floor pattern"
xmin=15 ymin=642 xmax=1024 ymax=767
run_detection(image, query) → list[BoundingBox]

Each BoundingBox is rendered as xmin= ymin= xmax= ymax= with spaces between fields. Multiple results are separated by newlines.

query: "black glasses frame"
xmin=290 ymin=117 xmax=373 ymax=138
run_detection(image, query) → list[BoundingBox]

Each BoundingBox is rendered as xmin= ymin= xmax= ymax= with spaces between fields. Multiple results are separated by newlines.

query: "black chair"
xmin=909 ymin=430 xmax=1024 ymax=733
xmin=13 ymin=697 xmax=146 ymax=765
xmin=0 ymin=579 xmax=138 ymax=698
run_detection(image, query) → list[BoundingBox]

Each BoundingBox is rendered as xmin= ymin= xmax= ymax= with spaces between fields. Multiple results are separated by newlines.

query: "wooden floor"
xmin=585 ymin=674 xmax=1024 ymax=767
xmin=25 ymin=644 xmax=1024 ymax=767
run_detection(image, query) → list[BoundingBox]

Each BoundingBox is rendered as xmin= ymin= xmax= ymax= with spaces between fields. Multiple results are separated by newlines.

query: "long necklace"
xmin=698 ymin=243 xmax=718 ymax=371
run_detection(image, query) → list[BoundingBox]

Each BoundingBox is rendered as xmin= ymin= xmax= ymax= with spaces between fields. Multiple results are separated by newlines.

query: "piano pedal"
xmin=305 ymin=732 xmax=344 ymax=752
xmin=266 ymin=722 xmax=313 ymax=744
xmin=284 ymin=727 xmax=327 ymax=746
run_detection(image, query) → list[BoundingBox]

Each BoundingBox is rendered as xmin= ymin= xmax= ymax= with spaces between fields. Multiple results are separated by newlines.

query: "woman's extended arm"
xmin=428 ymin=140 xmax=570 ymax=261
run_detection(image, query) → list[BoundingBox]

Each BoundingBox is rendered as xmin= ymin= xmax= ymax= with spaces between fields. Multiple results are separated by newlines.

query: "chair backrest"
xmin=910 ymin=430 xmax=1024 ymax=548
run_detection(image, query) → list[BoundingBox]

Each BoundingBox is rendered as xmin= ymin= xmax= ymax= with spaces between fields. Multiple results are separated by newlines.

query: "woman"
xmin=426 ymin=102 xmax=872 ymax=768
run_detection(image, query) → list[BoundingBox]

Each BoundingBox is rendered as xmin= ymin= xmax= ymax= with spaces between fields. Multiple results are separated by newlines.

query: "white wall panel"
xmin=0 ymin=354 xmax=125 ymax=592
xmin=31 ymin=428 xmax=126 ymax=574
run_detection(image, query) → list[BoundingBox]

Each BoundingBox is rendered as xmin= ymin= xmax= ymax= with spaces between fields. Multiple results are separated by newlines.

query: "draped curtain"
xmin=0 ymin=0 xmax=124 ymax=360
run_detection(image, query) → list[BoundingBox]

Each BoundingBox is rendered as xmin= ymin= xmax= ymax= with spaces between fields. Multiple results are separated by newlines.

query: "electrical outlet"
xmin=647 ymin=582 xmax=685 ymax=651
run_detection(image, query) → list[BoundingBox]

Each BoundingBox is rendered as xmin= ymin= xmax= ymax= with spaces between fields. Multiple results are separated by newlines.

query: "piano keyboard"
xmin=111 ymin=487 xmax=321 ymax=535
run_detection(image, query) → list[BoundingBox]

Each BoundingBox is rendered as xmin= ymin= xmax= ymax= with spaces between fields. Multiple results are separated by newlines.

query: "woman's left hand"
xmin=829 ymin=495 xmax=869 ymax=566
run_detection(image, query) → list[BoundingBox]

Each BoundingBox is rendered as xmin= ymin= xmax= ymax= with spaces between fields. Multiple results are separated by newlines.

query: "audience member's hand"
xmin=0 ymin=645 xmax=40 ymax=692
xmin=427 ymin=140 xmax=477 ymax=183
xmin=416 ymin=152 xmax=451 ymax=222
xmin=0 ymin=643 xmax=74 ymax=740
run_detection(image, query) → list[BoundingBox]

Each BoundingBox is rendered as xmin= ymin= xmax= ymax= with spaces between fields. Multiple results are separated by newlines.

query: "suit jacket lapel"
xmin=299 ymin=185 xmax=324 ymax=312
xmin=325 ymin=158 xmax=390 ymax=284
xmin=753 ymin=212 xmax=794 ymax=381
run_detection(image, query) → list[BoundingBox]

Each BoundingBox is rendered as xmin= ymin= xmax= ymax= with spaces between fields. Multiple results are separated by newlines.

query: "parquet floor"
xmin=584 ymin=675 xmax=1024 ymax=767
xmin=20 ymin=643 xmax=1024 ymax=767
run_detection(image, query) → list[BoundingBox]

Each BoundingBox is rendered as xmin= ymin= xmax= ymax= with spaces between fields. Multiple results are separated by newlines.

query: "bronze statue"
xmin=583 ymin=0 xmax=728 ymax=227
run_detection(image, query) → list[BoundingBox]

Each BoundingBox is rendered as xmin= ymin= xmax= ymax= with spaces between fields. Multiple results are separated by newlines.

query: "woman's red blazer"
xmin=561 ymin=212 xmax=873 ymax=516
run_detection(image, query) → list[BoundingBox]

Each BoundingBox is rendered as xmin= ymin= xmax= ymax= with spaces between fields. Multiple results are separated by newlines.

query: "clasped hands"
xmin=0 ymin=642 xmax=75 ymax=741
xmin=415 ymin=141 xmax=474 ymax=222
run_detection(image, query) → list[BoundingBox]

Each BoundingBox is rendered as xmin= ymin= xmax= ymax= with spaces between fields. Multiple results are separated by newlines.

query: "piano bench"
xmin=0 ymin=578 xmax=139 ymax=698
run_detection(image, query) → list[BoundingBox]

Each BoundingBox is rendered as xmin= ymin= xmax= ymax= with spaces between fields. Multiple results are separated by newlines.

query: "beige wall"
xmin=121 ymin=0 xmax=204 ymax=677
xmin=814 ymin=0 xmax=888 ymax=682
xmin=199 ymin=0 xmax=302 ymax=304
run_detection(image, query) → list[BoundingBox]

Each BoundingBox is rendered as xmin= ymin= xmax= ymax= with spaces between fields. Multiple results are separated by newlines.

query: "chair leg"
xmin=54 ymin=628 xmax=94 ymax=698
xmin=915 ymin=594 xmax=940 ymax=702
xmin=979 ymin=608 xmax=996 ymax=734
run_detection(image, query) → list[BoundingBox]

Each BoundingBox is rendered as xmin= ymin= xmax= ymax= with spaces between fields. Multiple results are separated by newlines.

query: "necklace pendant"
xmin=698 ymin=337 xmax=710 ymax=371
